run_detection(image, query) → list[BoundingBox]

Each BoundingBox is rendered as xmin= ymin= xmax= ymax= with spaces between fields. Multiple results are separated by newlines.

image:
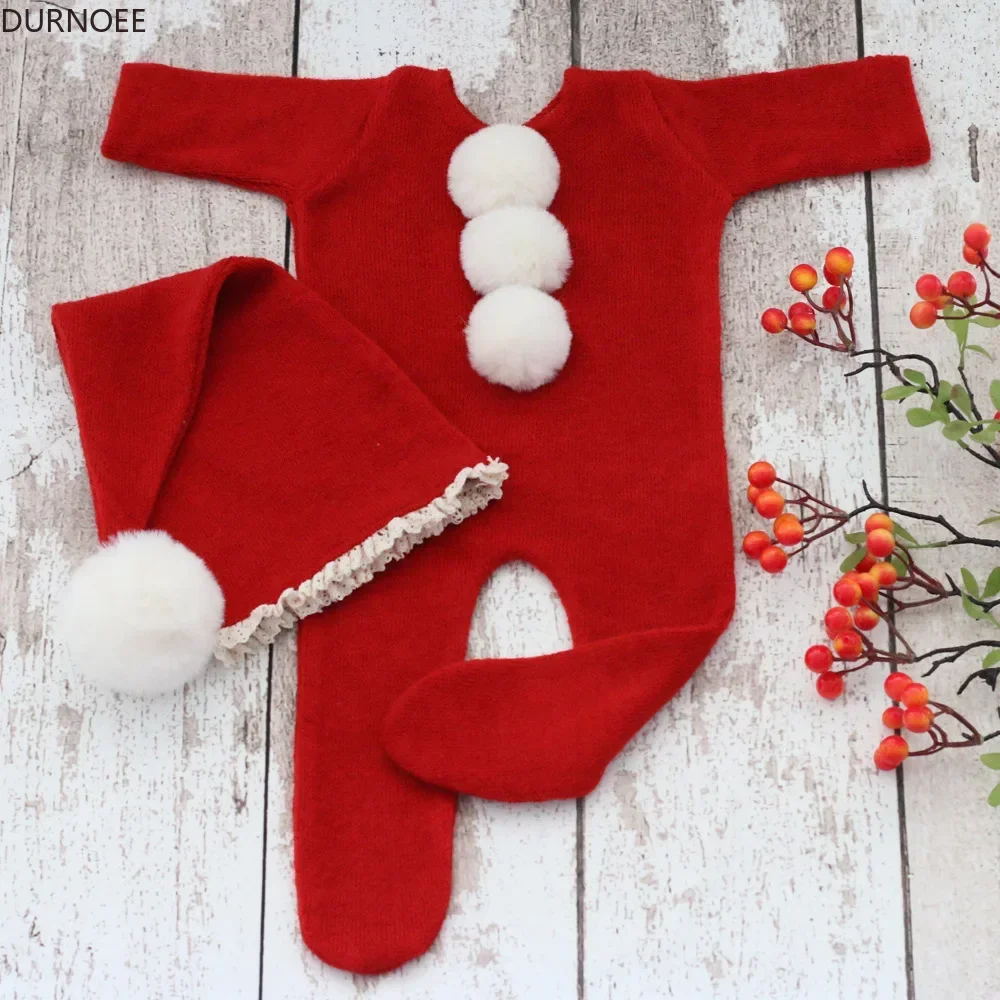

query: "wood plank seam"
xmin=0 ymin=40 xmax=26 ymax=327
xmin=854 ymin=5 xmax=916 ymax=997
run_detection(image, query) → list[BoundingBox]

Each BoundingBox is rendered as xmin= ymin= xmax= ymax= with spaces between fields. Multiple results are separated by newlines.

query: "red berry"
xmin=824 ymin=606 xmax=854 ymax=638
xmin=963 ymin=243 xmax=988 ymax=265
xmin=885 ymin=734 xmax=910 ymax=761
xmin=903 ymin=706 xmax=933 ymax=734
xmin=864 ymin=512 xmax=894 ymax=533
xmin=759 ymin=545 xmax=788 ymax=574
xmin=853 ymin=605 xmax=880 ymax=631
xmin=742 ymin=530 xmax=770 ymax=559
xmin=915 ymin=274 xmax=943 ymax=301
xmin=816 ymin=671 xmax=844 ymax=700
xmin=773 ymin=512 xmax=804 ymax=546
xmin=869 ymin=562 xmax=899 ymax=587
xmin=824 ymin=246 xmax=854 ymax=279
xmin=789 ymin=264 xmax=818 ymax=292
xmin=833 ymin=630 xmax=863 ymax=661
xmin=856 ymin=553 xmax=877 ymax=573
xmin=755 ymin=490 xmax=785 ymax=519
xmin=995 ymin=411 xmax=1000 ymax=421
xmin=790 ymin=313 xmax=816 ymax=334
xmin=832 ymin=576 xmax=863 ymax=607
xmin=788 ymin=302 xmax=815 ymax=319
xmin=874 ymin=735 xmax=909 ymax=770
xmin=866 ymin=528 xmax=896 ymax=559
xmin=823 ymin=264 xmax=841 ymax=286
xmin=884 ymin=672 xmax=912 ymax=701
xmin=747 ymin=485 xmax=762 ymax=506
xmin=804 ymin=645 xmax=834 ymax=673
xmin=747 ymin=461 xmax=777 ymax=489
xmin=882 ymin=706 xmax=904 ymax=729
xmin=761 ymin=308 xmax=787 ymax=334
xmin=900 ymin=682 xmax=929 ymax=708
xmin=948 ymin=270 xmax=977 ymax=298
xmin=856 ymin=573 xmax=879 ymax=603
xmin=821 ymin=285 xmax=844 ymax=310
xmin=964 ymin=222 xmax=991 ymax=251
xmin=909 ymin=301 xmax=937 ymax=329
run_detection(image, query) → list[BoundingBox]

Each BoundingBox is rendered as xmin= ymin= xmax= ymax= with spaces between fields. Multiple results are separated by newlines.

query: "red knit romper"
xmin=102 ymin=57 xmax=929 ymax=973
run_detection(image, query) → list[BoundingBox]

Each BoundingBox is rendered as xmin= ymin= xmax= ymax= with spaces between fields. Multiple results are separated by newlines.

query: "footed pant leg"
xmin=382 ymin=537 xmax=736 ymax=803
xmin=292 ymin=518 xmax=494 ymax=974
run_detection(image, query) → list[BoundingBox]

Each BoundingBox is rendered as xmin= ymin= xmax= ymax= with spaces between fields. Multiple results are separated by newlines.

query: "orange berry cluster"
xmin=874 ymin=672 xmax=933 ymax=770
xmin=741 ymin=461 xmax=801 ymax=574
xmin=909 ymin=222 xmax=990 ymax=328
xmin=742 ymin=462 xmax=997 ymax=772
xmin=760 ymin=247 xmax=854 ymax=337
xmin=802 ymin=513 xmax=899 ymax=701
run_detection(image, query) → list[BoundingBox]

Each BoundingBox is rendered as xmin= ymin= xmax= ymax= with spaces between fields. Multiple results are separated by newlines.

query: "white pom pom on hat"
xmin=59 ymin=530 xmax=224 ymax=696
xmin=447 ymin=124 xmax=561 ymax=220
xmin=466 ymin=285 xmax=572 ymax=392
xmin=460 ymin=206 xmax=572 ymax=295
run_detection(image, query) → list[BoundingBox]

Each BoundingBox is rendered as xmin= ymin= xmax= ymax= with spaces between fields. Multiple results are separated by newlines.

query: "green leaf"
xmin=929 ymin=399 xmax=949 ymax=421
xmin=991 ymin=380 xmax=1000 ymax=413
xmin=984 ymin=568 xmax=1000 ymax=599
xmin=962 ymin=593 xmax=989 ymax=620
xmin=947 ymin=317 xmax=970 ymax=345
xmin=902 ymin=368 xmax=927 ymax=386
xmin=961 ymin=567 xmax=981 ymax=597
xmin=983 ymin=649 xmax=1000 ymax=669
xmin=943 ymin=420 xmax=972 ymax=440
xmin=966 ymin=344 xmax=995 ymax=359
xmin=973 ymin=315 xmax=1000 ymax=327
xmin=936 ymin=380 xmax=953 ymax=403
xmin=891 ymin=553 xmax=909 ymax=576
xmin=989 ymin=782 xmax=1000 ymax=808
xmin=882 ymin=385 xmax=920 ymax=401
xmin=893 ymin=522 xmax=918 ymax=544
xmin=951 ymin=384 xmax=973 ymax=416
xmin=980 ymin=515 xmax=1000 ymax=526
xmin=983 ymin=753 xmax=1000 ymax=770
xmin=906 ymin=407 xmax=937 ymax=427
xmin=970 ymin=427 xmax=998 ymax=445
xmin=840 ymin=548 xmax=867 ymax=573
xmin=944 ymin=302 xmax=965 ymax=318
xmin=844 ymin=531 xmax=868 ymax=544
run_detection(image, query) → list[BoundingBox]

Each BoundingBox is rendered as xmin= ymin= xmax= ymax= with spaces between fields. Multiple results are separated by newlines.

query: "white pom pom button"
xmin=448 ymin=124 xmax=561 ymax=220
xmin=466 ymin=285 xmax=572 ymax=392
xmin=460 ymin=206 xmax=572 ymax=295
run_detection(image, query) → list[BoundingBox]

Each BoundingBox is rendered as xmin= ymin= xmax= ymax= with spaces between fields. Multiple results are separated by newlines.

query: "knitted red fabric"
xmin=53 ymin=258 xmax=506 ymax=973
xmin=102 ymin=57 xmax=930 ymax=969
xmin=52 ymin=257 xmax=503 ymax=644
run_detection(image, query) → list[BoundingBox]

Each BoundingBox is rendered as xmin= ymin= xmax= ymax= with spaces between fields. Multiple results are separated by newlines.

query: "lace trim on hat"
xmin=214 ymin=458 xmax=508 ymax=663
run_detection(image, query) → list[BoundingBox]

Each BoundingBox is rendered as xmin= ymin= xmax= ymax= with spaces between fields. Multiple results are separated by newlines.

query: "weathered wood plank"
xmin=864 ymin=3 xmax=1000 ymax=997
xmin=0 ymin=8 xmax=291 ymax=997
xmin=259 ymin=3 xmax=577 ymax=996
xmin=578 ymin=2 xmax=907 ymax=996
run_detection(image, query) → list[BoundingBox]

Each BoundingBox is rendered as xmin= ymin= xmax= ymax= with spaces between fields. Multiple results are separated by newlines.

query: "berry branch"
xmin=854 ymin=481 xmax=1000 ymax=549
xmin=747 ymin=225 xmax=1000 ymax=795
xmin=917 ymin=640 xmax=1000 ymax=675
xmin=761 ymin=230 xmax=1000 ymax=472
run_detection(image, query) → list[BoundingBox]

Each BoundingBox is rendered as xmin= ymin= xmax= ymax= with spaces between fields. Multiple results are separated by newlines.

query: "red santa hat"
xmin=52 ymin=257 xmax=506 ymax=694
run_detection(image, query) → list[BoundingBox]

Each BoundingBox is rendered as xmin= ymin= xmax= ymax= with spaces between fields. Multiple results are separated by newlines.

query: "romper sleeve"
xmin=644 ymin=55 xmax=930 ymax=199
xmin=101 ymin=63 xmax=385 ymax=199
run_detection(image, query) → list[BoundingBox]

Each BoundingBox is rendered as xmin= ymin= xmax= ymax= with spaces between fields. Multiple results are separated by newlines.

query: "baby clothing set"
xmin=55 ymin=55 xmax=930 ymax=973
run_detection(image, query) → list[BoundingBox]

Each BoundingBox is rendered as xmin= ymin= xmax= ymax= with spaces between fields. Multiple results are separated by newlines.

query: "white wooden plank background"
xmin=0 ymin=2 xmax=997 ymax=998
